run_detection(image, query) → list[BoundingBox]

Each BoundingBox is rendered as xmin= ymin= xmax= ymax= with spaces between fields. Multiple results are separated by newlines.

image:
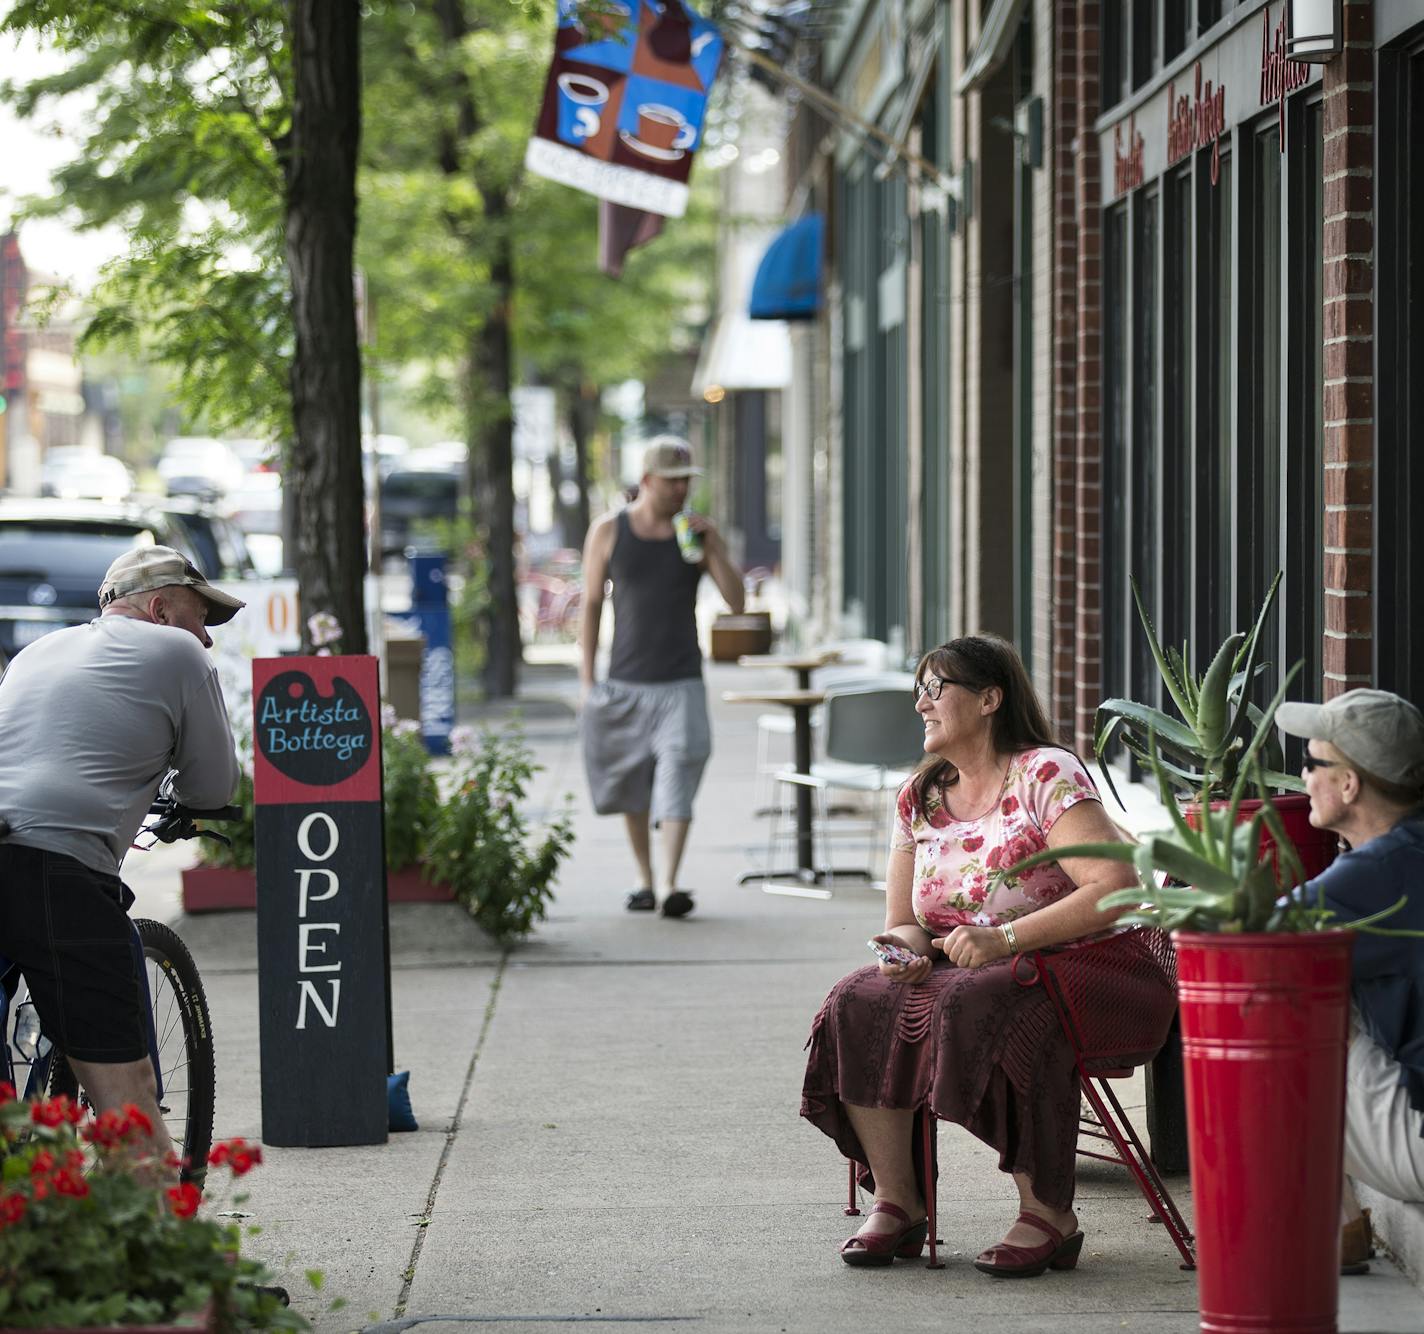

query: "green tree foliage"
xmin=1 ymin=1 xmax=292 ymax=439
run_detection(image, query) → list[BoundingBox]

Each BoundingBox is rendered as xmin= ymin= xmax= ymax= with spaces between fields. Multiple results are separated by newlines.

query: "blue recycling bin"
xmin=407 ymin=554 xmax=454 ymax=755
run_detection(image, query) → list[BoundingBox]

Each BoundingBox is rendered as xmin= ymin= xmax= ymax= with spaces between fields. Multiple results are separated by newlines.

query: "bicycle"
xmin=0 ymin=796 xmax=239 ymax=1187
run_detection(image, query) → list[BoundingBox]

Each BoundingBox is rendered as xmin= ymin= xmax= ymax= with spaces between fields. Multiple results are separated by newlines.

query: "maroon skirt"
xmin=800 ymin=932 xmax=1175 ymax=1211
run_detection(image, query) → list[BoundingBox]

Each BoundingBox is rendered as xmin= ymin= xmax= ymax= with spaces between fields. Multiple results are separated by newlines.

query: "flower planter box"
xmin=181 ymin=864 xmax=454 ymax=913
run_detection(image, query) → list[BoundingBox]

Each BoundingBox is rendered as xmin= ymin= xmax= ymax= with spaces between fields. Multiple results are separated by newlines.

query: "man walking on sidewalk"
xmin=578 ymin=436 xmax=744 ymax=918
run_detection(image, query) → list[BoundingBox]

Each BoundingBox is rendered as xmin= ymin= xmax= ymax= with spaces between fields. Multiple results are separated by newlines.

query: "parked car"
xmin=378 ymin=462 xmax=462 ymax=557
xmin=157 ymin=437 xmax=245 ymax=501
xmin=0 ymin=499 xmax=242 ymax=660
xmin=40 ymin=449 xmax=135 ymax=503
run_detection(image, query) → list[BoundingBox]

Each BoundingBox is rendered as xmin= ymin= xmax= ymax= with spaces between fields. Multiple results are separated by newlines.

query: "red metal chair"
xmin=842 ymin=928 xmax=1195 ymax=1270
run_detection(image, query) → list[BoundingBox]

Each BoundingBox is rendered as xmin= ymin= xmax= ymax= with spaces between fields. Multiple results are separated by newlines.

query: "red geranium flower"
xmin=122 ymin=1104 xmax=154 ymax=1138
xmin=82 ymin=1109 xmax=132 ymax=1150
xmin=209 ymin=1137 xmax=263 ymax=1176
xmin=0 ymin=1082 xmax=16 ymax=1104
xmin=28 ymin=1149 xmax=56 ymax=1177
xmin=0 ymin=1192 xmax=25 ymax=1227
xmin=30 ymin=1097 xmax=74 ymax=1128
xmin=166 ymin=1181 xmax=202 ymax=1218
xmin=54 ymin=1168 xmax=89 ymax=1198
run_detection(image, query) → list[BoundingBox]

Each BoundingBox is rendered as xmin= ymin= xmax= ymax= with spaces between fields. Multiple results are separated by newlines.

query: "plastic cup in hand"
xmin=673 ymin=511 xmax=703 ymax=564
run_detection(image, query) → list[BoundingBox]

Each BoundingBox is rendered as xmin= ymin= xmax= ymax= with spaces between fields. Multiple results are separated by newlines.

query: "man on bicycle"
xmin=0 ymin=546 xmax=243 ymax=1168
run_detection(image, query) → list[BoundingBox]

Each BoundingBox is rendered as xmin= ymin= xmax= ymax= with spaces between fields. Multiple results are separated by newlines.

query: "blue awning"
xmin=749 ymin=213 xmax=824 ymax=321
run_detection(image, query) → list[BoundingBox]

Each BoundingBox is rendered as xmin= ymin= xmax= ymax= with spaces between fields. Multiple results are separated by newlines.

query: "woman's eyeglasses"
xmin=1301 ymin=755 xmax=1339 ymax=772
xmin=913 ymin=676 xmax=971 ymax=703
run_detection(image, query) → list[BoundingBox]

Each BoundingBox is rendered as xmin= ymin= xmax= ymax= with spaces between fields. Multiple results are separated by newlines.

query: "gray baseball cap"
xmin=98 ymin=546 xmax=246 ymax=626
xmin=1277 ymin=688 xmax=1424 ymax=787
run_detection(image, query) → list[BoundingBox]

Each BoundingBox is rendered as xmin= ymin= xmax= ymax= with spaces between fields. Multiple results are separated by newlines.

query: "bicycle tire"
xmin=137 ymin=919 xmax=215 ymax=1187
xmin=48 ymin=920 xmax=216 ymax=1187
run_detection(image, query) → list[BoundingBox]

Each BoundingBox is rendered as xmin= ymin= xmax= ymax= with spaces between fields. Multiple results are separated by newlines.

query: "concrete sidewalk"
xmin=130 ymin=656 xmax=1424 ymax=1332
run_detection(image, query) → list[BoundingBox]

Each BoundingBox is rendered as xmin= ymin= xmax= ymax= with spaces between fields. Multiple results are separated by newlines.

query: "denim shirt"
xmin=1303 ymin=815 xmax=1424 ymax=1124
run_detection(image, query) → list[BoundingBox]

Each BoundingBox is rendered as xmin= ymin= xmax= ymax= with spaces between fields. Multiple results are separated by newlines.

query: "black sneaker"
xmin=661 ymin=890 xmax=694 ymax=918
xmin=625 ymin=888 xmax=656 ymax=911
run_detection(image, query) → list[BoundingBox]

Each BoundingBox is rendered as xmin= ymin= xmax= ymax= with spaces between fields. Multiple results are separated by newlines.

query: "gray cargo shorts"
xmin=580 ymin=677 xmax=711 ymax=822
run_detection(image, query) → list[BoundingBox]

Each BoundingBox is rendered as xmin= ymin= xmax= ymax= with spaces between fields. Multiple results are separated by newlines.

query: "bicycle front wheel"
xmin=136 ymin=918 xmax=216 ymax=1186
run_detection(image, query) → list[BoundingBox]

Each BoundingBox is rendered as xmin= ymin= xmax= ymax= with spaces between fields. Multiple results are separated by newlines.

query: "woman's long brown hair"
xmin=909 ymin=634 xmax=1063 ymax=805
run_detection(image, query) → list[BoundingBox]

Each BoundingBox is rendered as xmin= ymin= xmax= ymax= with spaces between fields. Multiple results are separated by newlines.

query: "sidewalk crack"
xmin=392 ymin=952 xmax=508 ymax=1318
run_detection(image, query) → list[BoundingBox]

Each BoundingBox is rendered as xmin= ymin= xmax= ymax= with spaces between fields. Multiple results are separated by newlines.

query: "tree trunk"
xmin=568 ymin=382 xmax=595 ymax=550
xmin=285 ymin=0 xmax=366 ymax=654
xmin=470 ymin=200 xmax=520 ymax=698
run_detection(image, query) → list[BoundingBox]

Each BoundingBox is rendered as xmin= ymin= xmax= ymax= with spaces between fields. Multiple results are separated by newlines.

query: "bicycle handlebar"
xmin=147 ymin=801 xmax=244 ymax=822
xmin=145 ymin=796 xmax=244 ymax=847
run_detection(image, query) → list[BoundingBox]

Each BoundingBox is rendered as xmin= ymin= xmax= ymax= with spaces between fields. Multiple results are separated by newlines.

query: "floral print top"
xmin=890 ymin=746 xmax=1101 ymax=935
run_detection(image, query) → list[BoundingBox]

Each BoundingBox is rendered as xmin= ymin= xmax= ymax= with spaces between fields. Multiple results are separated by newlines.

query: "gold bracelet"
xmin=1000 ymin=921 xmax=1019 ymax=955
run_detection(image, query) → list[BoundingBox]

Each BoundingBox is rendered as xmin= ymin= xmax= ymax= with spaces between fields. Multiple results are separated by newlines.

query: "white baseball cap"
xmin=98 ymin=546 xmax=245 ymax=626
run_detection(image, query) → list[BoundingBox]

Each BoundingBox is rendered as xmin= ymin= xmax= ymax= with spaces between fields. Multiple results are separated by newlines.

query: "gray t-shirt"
xmin=0 ymin=615 xmax=239 ymax=874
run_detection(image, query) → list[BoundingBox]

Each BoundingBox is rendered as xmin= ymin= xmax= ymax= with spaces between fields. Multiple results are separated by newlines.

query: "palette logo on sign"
xmin=256 ymin=670 xmax=373 ymax=786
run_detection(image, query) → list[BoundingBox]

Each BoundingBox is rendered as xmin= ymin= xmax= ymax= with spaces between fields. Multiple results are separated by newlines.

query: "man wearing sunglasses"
xmin=1278 ymin=689 xmax=1424 ymax=1274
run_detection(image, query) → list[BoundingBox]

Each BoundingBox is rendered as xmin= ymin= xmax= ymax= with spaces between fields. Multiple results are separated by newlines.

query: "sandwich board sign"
xmin=251 ymin=654 xmax=391 ymax=1147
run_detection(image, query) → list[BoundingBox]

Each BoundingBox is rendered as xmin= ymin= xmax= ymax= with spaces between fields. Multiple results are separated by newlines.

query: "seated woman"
xmin=1277 ymin=688 xmax=1424 ymax=1274
xmin=800 ymin=634 xmax=1176 ymax=1275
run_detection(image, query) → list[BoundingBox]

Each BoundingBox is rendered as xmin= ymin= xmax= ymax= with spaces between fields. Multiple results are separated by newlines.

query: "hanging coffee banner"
xmin=524 ymin=0 xmax=723 ymax=218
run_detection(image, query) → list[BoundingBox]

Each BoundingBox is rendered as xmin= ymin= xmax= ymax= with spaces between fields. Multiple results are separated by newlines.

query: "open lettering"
xmin=295 ymin=811 xmax=342 ymax=1030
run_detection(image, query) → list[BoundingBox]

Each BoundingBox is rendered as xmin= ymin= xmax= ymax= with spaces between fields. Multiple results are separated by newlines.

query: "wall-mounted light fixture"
xmin=1287 ymin=0 xmax=1343 ymax=62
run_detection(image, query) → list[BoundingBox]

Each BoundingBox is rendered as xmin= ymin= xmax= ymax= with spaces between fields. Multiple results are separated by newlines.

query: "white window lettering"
xmin=295 ymin=978 xmax=341 ymax=1029
xmin=296 ymin=811 xmax=340 ymax=862
xmin=296 ymin=868 xmax=339 ymax=917
xmin=298 ymin=923 xmax=341 ymax=973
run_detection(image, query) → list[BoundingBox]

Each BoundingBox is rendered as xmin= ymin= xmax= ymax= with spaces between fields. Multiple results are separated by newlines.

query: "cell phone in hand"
xmin=868 ymin=938 xmax=920 ymax=967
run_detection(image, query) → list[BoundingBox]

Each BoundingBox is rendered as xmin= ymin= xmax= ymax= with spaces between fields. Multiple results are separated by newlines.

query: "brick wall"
xmin=1050 ymin=0 xmax=1080 ymax=740
xmin=1321 ymin=0 xmax=1375 ymax=697
xmin=1073 ymin=0 xmax=1103 ymax=752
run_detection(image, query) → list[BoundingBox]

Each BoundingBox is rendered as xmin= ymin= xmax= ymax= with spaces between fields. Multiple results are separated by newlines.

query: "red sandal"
xmin=839 ymin=1200 xmax=930 ymax=1268
xmin=973 ymin=1211 xmax=1084 ymax=1278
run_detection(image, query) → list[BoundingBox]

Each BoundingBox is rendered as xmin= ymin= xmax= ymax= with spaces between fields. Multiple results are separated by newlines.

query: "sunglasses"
xmin=1301 ymin=755 xmax=1339 ymax=772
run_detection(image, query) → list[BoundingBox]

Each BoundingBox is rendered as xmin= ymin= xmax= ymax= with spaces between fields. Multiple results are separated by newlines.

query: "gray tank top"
xmin=607 ymin=510 xmax=703 ymax=682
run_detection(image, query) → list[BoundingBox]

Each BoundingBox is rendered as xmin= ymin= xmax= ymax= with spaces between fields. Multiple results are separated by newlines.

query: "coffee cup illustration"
xmin=556 ymin=71 xmax=609 ymax=144
xmin=634 ymin=103 xmax=695 ymax=153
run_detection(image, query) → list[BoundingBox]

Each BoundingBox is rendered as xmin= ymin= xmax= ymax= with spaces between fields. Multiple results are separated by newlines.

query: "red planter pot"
xmin=181 ymin=864 xmax=454 ymax=913
xmin=1174 ymin=930 xmax=1354 ymax=1334
xmin=1188 ymin=793 xmax=1338 ymax=883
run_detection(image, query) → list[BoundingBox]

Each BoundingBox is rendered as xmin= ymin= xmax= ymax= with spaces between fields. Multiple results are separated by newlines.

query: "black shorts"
xmin=0 ymin=842 xmax=149 ymax=1064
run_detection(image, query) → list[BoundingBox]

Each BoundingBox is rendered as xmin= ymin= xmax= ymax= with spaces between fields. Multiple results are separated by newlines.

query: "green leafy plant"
xmin=422 ymin=723 xmax=575 ymax=945
xmin=1094 ymin=570 xmax=1302 ymax=806
xmin=1009 ymin=696 xmax=1419 ymax=936
xmin=0 ymin=1088 xmax=309 ymax=1330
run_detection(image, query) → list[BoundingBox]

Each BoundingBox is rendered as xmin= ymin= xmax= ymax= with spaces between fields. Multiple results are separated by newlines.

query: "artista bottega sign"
xmin=255 ymin=670 xmax=373 ymax=782
xmin=1167 ymin=63 xmax=1226 ymax=185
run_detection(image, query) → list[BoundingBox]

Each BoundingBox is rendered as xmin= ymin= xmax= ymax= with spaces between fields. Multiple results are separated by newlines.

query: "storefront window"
xmin=1377 ymin=38 xmax=1424 ymax=705
xmin=1240 ymin=123 xmax=1282 ymax=642
xmin=1131 ymin=190 xmax=1160 ymax=707
xmin=1163 ymin=168 xmax=1194 ymax=654
xmin=1284 ymin=99 xmax=1324 ymax=705
xmin=1195 ymin=150 xmax=1233 ymax=652
xmin=1103 ymin=205 xmax=1130 ymax=707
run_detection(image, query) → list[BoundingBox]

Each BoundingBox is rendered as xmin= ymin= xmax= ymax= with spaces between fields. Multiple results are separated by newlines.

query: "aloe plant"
xmin=1008 ymin=686 xmax=1418 ymax=936
xmin=1094 ymin=570 xmax=1303 ymax=806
